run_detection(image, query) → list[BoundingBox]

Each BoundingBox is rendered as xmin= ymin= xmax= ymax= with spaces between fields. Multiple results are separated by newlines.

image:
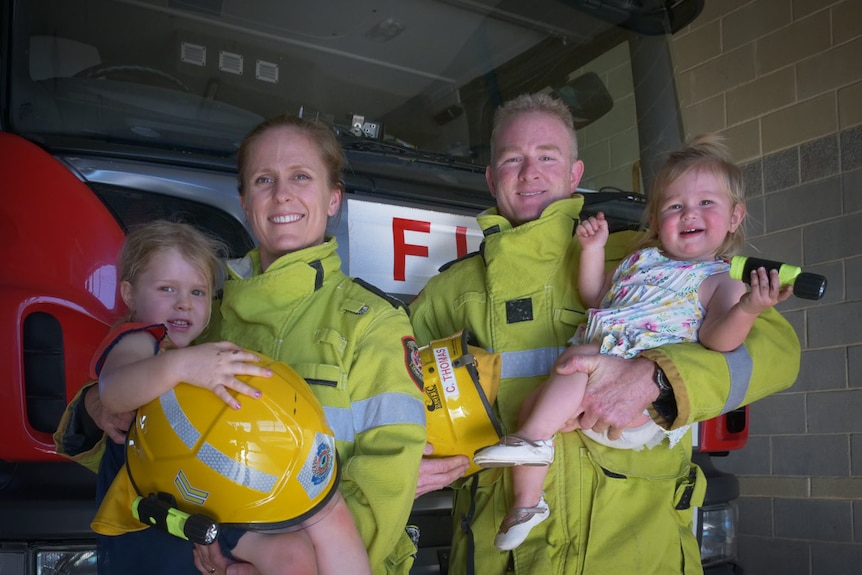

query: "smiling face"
xmin=120 ymin=247 xmax=211 ymax=348
xmin=239 ymin=125 xmax=342 ymax=270
xmin=653 ymin=168 xmax=745 ymax=261
xmin=486 ymin=111 xmax=584 ymax=226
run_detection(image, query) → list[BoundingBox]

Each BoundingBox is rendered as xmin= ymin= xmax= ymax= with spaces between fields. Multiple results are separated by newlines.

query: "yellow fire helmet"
xmin=93 ymin=353 xmax=339 ymax=542
xmin=420 ymin=330 xmax=503 ymax=476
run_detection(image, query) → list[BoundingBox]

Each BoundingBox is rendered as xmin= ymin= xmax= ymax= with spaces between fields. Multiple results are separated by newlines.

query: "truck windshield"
xmin=7 ymin=0 xmax=696 ymax=185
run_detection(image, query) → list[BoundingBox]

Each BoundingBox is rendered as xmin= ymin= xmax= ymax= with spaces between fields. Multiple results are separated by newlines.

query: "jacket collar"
xmin=477 ymin=195 xmax=585 ymax=237
xmin=476 ymin=197 xmax=585 ymax=300
xmin=225 ymin=238 xmax=341 ymax=294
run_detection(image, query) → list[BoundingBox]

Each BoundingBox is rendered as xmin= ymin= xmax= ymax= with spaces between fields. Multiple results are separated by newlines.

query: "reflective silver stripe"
xmin=324 ymin=392 xmax=426 ymax=443
xmin=722 ymin=344 xmax=752 ymax=414
xmin=323 ymin=406 xmax=354 ymax=442
xmin=198 ymin=442 xmax=277 ymax=493
xmin=160 ymin=389 xmax=200 ymax=449
xmin=495 ymin=344 xmax=754 ymax=414
xmin=496 ymin=347 xmax=567 ymax=379
xmin=159 ymin=389 xmax=278 ymax=493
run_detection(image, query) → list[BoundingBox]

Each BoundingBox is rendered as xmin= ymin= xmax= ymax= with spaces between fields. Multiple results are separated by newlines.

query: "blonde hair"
xmin=639 ymin=133 xmax=746 ymax=257
xmin=490 ymin=93 xmax=579 ymax=161
xmin=236 ymin=115 xmax=346 ymax=196
xmin=119 ymin=220 xmax=226 ymax=298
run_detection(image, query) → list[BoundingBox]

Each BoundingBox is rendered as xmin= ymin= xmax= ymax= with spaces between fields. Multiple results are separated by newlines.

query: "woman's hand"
xmin=193 ymin=543 xmax=258 ymax=575
xmin=172 ymin=342 xmax=271 ymax=409
xmin=415 ymin=444 xmax=469 ymax=498
xmin=83 ymin=383 xmax=134 ymax=444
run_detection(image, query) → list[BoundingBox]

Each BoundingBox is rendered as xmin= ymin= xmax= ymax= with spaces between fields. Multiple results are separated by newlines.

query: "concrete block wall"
xmin=671 ymin=1 xmax=862 ymax=572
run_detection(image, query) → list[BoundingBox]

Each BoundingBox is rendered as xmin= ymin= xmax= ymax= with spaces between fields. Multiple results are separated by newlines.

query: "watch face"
xmin=654 ymin=367 xmax=670 ymax=391
xmin=652 ymin=367 xmax=677 ymax=424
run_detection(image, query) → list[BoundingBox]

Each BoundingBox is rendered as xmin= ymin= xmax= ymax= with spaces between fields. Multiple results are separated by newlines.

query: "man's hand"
xmin=193 ymin=543 xmax=258 ymax=575
xmin=83 ymin=384 xmax=134 ymax=444
xmin=415 ymin=444 xmax=469 ymax=499
xmin=554 ymin=350 xmax=659 ymax=439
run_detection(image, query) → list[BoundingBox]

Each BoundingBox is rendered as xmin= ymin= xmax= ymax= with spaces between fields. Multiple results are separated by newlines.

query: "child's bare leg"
xmin=516 ymin=344 xmax=600 ymax=441
xmin=474 ymin=344 xmax=599 ymax=468
xmin=304 ymin=493 xmax=371 ymax=575
xmin=494 ymin=464 xmax=550 ymax=551
xmin=511 ymin=463 xmax=547 ymax=510
xmin=517 ymin=370 xmax=588 ymax=440
xmin=230 ymin=529 xmax=317 ymax=575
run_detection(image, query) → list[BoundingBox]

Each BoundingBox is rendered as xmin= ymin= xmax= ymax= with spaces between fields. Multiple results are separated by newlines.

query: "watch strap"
xmin=652 ymin=365 xmax=678 ymax=424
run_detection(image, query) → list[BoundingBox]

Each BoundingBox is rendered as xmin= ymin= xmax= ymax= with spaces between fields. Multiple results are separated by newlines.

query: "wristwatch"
xmin=652 ymin=365 xmax=678 ymax=424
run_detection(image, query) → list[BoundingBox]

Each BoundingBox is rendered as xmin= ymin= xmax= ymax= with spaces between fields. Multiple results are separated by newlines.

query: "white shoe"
xmin=473 ymin=435 xmax=554 ymax=467
xmin=494 ymin=497 xmax=550 ymax=551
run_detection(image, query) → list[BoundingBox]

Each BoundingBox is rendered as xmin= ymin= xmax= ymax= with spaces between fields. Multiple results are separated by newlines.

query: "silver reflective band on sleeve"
xmin=323 ymin=392 xmax=426 ymax=443
xmin=159 ymin=389 xmax=278 ymax=493
xmin=721 ymin=344 xmax=752 ymax=414
xmin=497 ymin=347 xmax=567 ymax=379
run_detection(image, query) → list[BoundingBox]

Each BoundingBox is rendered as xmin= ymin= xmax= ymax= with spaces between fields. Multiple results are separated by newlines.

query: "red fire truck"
xmin=1 ymin=1 xmax=746 ymax=573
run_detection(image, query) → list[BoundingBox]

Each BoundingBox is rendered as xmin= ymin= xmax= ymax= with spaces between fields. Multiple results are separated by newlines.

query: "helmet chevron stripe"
xmin=160 ymin=388 xmax=278 ymax=493
xmin=174 ymin=469 xmax=209 ymax=505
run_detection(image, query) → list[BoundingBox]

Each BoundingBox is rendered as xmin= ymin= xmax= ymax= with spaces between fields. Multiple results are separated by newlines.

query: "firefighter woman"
xmin=194 ymin=115 xmax=426 ymax=575
xmin=56 ymin=115 xmax=426 ymax=575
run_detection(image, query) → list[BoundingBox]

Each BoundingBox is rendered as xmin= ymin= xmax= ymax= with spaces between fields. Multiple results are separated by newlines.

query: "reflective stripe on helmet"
xmin=323 ymin=392 xmax=426 ymax=443
xmin=160 ymin=389 xmax=279 ymax=493
xmin=198 ymin=442 xmax=278 ymax=492
xmin=160 ymin=387 xmax=201 ymax=449
xmin=496 ymin=347 xmax=567 ymax=380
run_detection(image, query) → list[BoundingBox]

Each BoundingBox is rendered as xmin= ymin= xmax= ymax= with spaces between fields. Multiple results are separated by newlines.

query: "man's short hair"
xmin=490 ymin=93 xmax=579 ymax=161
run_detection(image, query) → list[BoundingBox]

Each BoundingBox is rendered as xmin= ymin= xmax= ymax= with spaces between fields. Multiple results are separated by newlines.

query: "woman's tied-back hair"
xmin=639 ymin=133 xmax=746 ymax=257
xmin=491 ymin=93 xmax=579 ymax=161
xmin=119 ymin=220 xmax=226 ymax=296
xmin=236 ymin=115 xmax=346 ymax=196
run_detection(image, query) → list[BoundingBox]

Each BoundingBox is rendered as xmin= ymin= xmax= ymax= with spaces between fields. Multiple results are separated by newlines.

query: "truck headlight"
xmin=35 ymin=545 xmax=96 ymax=575
xmin=699 ymin=502 xmax=738 ymax=567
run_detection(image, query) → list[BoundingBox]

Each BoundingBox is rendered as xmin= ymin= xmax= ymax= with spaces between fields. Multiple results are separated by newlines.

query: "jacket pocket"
xmin=582 ymin=447 xmax=704 ymax=573
xmin=294 ymin=362 xmax=344 ymax=389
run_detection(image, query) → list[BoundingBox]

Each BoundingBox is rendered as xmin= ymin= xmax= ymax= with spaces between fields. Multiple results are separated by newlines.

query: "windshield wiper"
xmin=339 ymin=135 xmax=484 ymax=173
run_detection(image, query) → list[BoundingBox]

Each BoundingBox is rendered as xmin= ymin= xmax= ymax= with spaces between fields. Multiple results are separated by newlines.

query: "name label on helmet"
xmin=434 ymin=345 xmax=460 ymax=399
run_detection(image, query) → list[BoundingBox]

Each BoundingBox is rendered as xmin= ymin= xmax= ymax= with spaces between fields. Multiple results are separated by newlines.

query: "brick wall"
xmin=672 ymin=1 xmax=862 ymax=573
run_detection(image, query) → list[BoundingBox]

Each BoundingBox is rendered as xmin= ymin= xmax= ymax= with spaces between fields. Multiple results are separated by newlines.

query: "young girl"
xmin=91 ymin=220 xmax=371 ymax=575
xmin=473 ymin=134 xmax=794 ymax=550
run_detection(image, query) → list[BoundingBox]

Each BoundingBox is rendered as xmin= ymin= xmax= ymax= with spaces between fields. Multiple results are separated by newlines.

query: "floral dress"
xmin=576 ymin=247 xmax=730 ymax=357
xmin=575 ymin=247 xmax=729 ymax=449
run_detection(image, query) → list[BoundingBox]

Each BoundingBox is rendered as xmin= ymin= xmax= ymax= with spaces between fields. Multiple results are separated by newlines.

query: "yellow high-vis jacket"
xmin=54 ymin=238 xmax=427 ymax=575
xmin=215 ymin=238 xmax=427 ymax=575
xmin=410 ymin=197 xmax=799 ymax=575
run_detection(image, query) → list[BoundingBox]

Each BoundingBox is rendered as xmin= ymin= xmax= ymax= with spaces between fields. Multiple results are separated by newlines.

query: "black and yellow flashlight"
xmin=729 ymin=256 xmax=826 ymax=300
xmin=132 ymin=493 xmax=219 ymax=546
